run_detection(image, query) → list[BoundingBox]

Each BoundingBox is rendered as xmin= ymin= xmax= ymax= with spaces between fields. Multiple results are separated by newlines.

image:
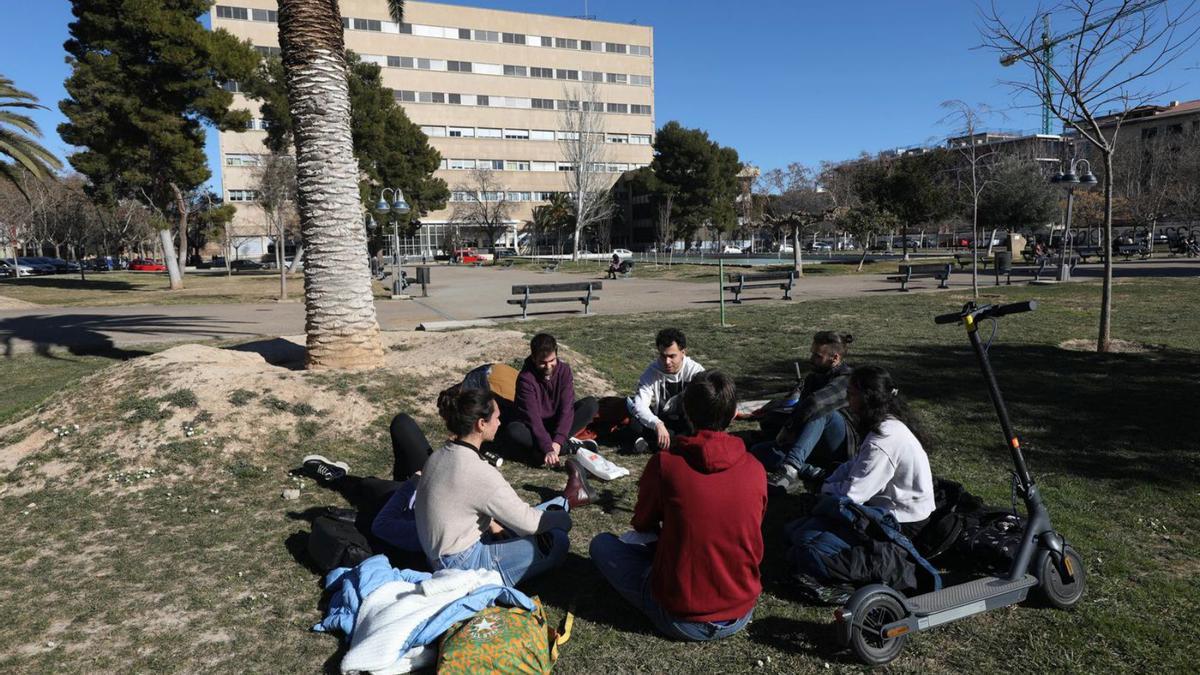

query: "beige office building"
xmin=212 ymin=0 xmax=655 ymax=258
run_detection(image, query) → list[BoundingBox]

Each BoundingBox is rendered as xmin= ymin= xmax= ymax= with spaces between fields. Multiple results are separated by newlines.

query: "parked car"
xmin=452 ymin=248 xmax=482 ymax=264
xmin=0 ymin=260 xmax=35 ymax=277
xmin=777 ymin=244 xmax=794 ymax=254
xmin=229 ymin=259 xmax=265 ymax=273
xmin=492 ymin=247 xmax=518 ymax=259
xmin=612 ymin=248 xmax=634 ymax=260
xmin=36 ymin=257 xmax=80 ymax=273
xmin=129 ymin=258 xmax=168 ymax=271
xmin=806 ymin=241 xmax=833 ymax=253
xmin=720 ymin=245 xmax=743 ymax=254
xmin=16 ymin=257 xmax=57 ymax=274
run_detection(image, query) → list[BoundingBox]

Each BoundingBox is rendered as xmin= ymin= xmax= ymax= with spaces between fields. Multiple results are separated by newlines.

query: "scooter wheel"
xmin=1037 ymin=545 xmax=1086 ymax=610
xmin=848 ymin=593 xmax=908 ymax=666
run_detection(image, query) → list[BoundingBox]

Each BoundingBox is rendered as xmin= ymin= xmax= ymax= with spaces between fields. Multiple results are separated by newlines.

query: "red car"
xmin=129 ymin=258 xmax=167 ymax=271
xmin=452 ymin=248 xmax=483 ymax=264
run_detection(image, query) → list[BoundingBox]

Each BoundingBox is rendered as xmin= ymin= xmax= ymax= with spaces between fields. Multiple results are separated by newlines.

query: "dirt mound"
xmin=0 ymin=329 xmax=616 ymax=496
xmin=1058 ymin=338 xmax=1163 ymax=353
xmin=0 ymin=295 xmax=40 ymax=310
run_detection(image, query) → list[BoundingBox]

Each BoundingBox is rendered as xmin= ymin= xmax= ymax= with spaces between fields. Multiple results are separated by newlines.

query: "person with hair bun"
xmin=753 ymin=331 xmax=858 ymax=493
xmin=822 ymin=366 xmax=934 ymax=536
xmin=414 ymin=385 xmax=572 ymax=585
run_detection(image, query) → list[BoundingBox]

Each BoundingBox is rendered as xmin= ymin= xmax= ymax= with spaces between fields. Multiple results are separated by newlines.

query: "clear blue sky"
xmin=3 ymin=0 xmax=1197 ymax=192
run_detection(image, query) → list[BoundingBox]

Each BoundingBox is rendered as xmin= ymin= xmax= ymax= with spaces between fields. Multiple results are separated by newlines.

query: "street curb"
xmin=417 ymin=319 xmax=498 ymax=332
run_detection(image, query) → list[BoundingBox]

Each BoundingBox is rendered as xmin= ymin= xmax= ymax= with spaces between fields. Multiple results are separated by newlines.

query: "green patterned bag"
xmin=438 ymin=597 xmax=571 ymax=674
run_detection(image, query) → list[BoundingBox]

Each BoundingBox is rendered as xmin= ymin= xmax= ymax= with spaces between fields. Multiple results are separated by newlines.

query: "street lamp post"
xmin=372 ymin=187 xmax=411 ymax=298
xmin=1050 ymin=158 xmax=1098 ymax=282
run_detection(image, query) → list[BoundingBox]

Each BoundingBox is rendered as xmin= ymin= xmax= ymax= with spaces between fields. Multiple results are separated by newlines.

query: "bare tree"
xmin=450 ymin=168 xmax=512 ymax=263
xmin=253 ymin=152 xmax=298 ymax=300
xmin=655 ymin=190 xmax=674 ymax=263
xmin=941 ymin=101 xmax=1000 ymax=298
xmin=559 ymin=83 xmax=615 ymax=260
xmin=1113 ymin=132 xmax=1176 ymax=255
xmin=982 ymin=0 xmax=1200 ymax=351
xmin=760 ymin=163 xmax=835 ymax=274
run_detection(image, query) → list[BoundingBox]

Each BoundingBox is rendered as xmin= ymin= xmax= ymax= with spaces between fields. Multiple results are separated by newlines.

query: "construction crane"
xmin=999 ymin=0 xmax=1170 ymax=135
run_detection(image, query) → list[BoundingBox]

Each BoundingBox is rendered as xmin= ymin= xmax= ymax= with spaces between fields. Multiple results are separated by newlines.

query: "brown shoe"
xmin=563 ymin=457 xmax=597 ymax=509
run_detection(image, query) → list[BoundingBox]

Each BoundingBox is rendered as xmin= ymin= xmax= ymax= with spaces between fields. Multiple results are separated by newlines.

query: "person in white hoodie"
xmin=821 ymin=365 xmax=935 ymax=539
xmin=628 ymin=328 xmax=706 ymax=452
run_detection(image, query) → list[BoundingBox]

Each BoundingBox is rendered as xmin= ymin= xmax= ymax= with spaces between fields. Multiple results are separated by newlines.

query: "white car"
xmin=721 ymin=245 xmax=743 ymax=254
xmin=0 ymin=260 xmax=34 ymax=277
xmin=611 ymin=248 xmax=633 ymax=261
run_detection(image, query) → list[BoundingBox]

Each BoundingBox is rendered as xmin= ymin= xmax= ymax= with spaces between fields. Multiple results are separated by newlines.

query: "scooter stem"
xmin=964 ymin=316 xmax=1035 ymax=495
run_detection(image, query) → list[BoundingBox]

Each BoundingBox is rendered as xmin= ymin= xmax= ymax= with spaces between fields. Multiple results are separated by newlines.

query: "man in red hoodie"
xmin=589 ymin=370 xmax=766 ymax=641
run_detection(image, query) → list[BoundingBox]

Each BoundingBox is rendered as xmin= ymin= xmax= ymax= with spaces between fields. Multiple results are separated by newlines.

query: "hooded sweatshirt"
xmin=629 ymin=355 xmax=705 ymax=428
xmin=631 ymin=429 xmax=767 ymax=622
xmin=514 ymin=356 xmax=576 ymax=454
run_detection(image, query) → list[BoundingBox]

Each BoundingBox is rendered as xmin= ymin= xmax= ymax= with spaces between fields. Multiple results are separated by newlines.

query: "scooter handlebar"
xmin=934 ymin=300 xmax=1038 ymax=325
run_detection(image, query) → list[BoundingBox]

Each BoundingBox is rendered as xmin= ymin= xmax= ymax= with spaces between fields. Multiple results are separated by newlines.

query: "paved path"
xmin=0 ymin=258 xmax=1195 ymax=355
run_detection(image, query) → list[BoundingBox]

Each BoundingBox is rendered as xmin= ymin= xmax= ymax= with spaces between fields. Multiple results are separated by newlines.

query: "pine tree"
xmin=58 ymin=0 xmax=259 ymax=289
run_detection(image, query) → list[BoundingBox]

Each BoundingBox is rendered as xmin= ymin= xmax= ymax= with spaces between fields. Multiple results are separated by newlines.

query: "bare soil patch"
xmin=0 ymin=295 xmax=41 ymax=309
xmin=1058 ymin=338 xmax=1163 ymax=353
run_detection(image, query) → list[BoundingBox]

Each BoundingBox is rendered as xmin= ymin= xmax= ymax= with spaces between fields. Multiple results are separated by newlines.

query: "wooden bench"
xmin=508 ymin=281 xmax=601 ymax=319
xmin=954 ymin=253 xmax=991 ymax=269
xmin=722 ymin=271 xmax=796 ymax=303
xmin=1115 ymin=243 xmax=1149 ymax=260
xmin=887 ymin=263 xmax=952 ymax=291
xmin=1072 ymin=246 xmax=1102 ymax=262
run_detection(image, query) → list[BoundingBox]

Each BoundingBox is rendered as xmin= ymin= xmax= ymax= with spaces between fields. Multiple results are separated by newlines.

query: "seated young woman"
xmin=414 ymin=384 xmax=573 ymax=586
xmin=821 ymin=365 xmax=935 ymax=538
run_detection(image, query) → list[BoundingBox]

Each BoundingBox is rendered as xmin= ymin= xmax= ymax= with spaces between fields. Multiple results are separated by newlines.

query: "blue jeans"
xmin=433 ymin=498 xmax=570 ymax=586
xmin=750 ymin=410 xmax=847 ymax=479
xmin=588 ymin=533 xmax=754 ymax=641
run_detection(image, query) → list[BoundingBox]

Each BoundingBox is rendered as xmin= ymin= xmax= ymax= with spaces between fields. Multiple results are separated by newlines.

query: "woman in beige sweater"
xmin=415 ymin=385 xmax=573 ymax=586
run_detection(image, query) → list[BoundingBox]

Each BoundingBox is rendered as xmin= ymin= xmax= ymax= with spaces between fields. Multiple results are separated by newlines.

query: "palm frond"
xmin=0 ymin=110 xmax=42 ymax=135
xmin=0 ymin=74 xmax=61 ymax=191
xmin=0 ymin=161 xmax=33 ymax=200
xmin=386 ymin=0 xmax=404 ymax=24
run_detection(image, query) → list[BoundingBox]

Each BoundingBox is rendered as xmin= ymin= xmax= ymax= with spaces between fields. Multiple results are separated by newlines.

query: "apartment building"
xmin=212 ymin=0 xmax=655 ymax=257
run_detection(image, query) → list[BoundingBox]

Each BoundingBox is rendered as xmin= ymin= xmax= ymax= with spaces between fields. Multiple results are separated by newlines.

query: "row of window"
xmin=394 ymin=90 xmax=651 ymax=115
xmin=419 ymin=126 xmax=651 ymax=145
xmin=216 ymin=5 xmax=276 ymax=22
xmin=360 ymin=53 xmax=651 ymax=87
xmin=228 ymin=189 xmax=260 ymax=202
xmin=441 ymin=159 xmax=646 ymax=173
xmin=450 ymin=191 xmax=564 ymax=203
xmin=341 ymin=16 xmax=652 ymax=57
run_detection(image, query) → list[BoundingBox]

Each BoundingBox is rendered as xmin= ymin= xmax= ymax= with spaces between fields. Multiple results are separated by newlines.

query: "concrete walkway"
xmin=0 ymin=258 xmax=1195 ymax=355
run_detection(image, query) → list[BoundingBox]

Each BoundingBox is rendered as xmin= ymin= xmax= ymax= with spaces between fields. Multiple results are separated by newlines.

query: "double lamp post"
xmin=369 ymin=187 xmax=410 ymax=297
xmin=1049 ymin=158 xmax=1098 ymax=282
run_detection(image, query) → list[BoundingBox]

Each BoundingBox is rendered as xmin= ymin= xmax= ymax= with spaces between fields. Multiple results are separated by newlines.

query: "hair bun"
xmin=436 ymin=384 xmax=462 ymax=418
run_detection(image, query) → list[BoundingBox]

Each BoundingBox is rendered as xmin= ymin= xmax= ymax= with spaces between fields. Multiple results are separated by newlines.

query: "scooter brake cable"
xmin=982 ymin=317 xmax=999 ymax=353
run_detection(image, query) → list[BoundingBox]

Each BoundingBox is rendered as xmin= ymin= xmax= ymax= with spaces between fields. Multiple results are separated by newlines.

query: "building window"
xmin=556 ymin=100 xmax=579 ymax=112
xmin=530 ymin=129 xmax=555 ymax=141
xmin=583 ymin=71 xmax=604 ymax=82
xmin=477 ymin=127 xmax=502 ymax=138
xmin=607 ymin=133 xmax=628 ymax=144
xmin=341 ymin=17 xmax=349 ymax=28
xmin=583 ymin=101 xmax=604 ymax=112
xmin=225 ymin=154 xmax=263 ymax=167
xmin=222 ymin=80 xmax=240 ymax=93
xmin=506 ymin=160 xmax=530 ymax=171
xmin=502 ymin=32 xmax=525 ymax=44
xmin=387 ymin=55 xmax=401 ymax=68
xmin=531 ymin=98 xmax=554 ymax=110
xmin=449 ymin=159 xmax=476 ymax=170
xmin=485 ymin=159 xmax=505 ymax=170
xmin=540 ymin=35 xmax=553 ymax=47
xmin=251 ymin=8 xmax=277 ymax=22
xmin=420 ymin=125 xmax=446 ymax=137
xmin=228 ymin=189 xmax=258 ymax=202
xmin=216 ymin=6 xmax=248 ymax=20
xmin=394 ymin=90 xmax=416 ymax=102
xmin=447 ymin=93 xmax=461 ymax=105
xmin=431 ymin=92 xmax=445 ymax=103
xmin=606 ymin=103 xmax=628 ymax=114
xmin=481 ymin=191 xmax=503 ymax=202
xmin=448 ymin=126 xmax=474 ymax=137
xmin=477 ymin=95 xmax=489 ymax=106
xmin=397 ymin=22 xmax=412 ymax=33
xmin=352 ymin=18 xmax=381 ymax=31
xmin=504 ymin=65 xmax=527 ymax=77
xmin=630 ymin=45 xmax=651 ymax=56
xmin=530 ymin=67 xmax=553 ymax=79
xmin=557 ymin=162 xmax=576 ymax=172
xmin=606 ymin=42 xmax=627 ymax=54
xmin=630 ymin=74 xmax=652 ymax=86
xmin=580 ymin=40 xmax=603 ymax=52
xmin=448 ymin=60 xmax=472 ymax=72
xmin=555 ymin=37 xmax=578 ymax=49
xmin=474 ymin=29 xmax=499 ymax=42
xmin=254 ymin=46 xmax=281 ymax=58
xmin=531 ymin=161 xmax=556 ymax=172
xmin=503 ymin=129 xmax=530 ymax=140
xmin=457 ymin=27 xmax=471 ymax=39
xmin=606 ymin=73 xmax=628 ymax=85
xmin=631 ymin=134 xmax=652 ymax=145
xmin=450 ymin=191 xmax=473 ymax=202
xmin=631 ymin=104 xmax=652 ymax=115
xmin=555 ymin=69 xmax=579 ymax=81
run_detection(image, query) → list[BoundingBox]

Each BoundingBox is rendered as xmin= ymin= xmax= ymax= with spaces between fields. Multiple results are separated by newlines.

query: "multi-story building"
xmin=212 ymin=0 xmax=655 ymax=258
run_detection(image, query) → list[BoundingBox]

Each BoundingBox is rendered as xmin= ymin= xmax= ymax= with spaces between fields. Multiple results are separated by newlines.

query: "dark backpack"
xmin=308 ymin=514 xmax=373 ymax=573
xmin=916 ymin=478 xmax=1026 ymax=574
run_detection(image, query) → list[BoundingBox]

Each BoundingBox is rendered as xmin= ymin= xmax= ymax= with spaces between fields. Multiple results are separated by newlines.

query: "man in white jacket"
xmin=627 ymin=328 xmax=706 ymax=451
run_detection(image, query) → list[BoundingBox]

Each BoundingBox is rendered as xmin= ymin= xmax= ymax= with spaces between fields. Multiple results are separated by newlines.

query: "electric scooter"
xmin=833 ymin=300 xmax=1086 ymax=666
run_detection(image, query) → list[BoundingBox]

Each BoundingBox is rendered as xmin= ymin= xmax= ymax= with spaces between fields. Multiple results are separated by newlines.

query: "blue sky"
xmin=3 ymin=0 xmax=1197 ymax=192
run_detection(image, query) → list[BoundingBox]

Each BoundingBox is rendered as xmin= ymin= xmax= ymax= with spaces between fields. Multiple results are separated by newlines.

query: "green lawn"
xmin=0 ymin=277 xmax=1197 ymax=672
xmin=0 ymin=271 xmax=396 ymax=307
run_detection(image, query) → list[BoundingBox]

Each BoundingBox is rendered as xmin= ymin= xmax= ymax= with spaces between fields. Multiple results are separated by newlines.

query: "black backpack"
xmin=916 ymin=478 xmax=1026 ymax=574
xmin=308 ymin=514 xmax=373 ymax=574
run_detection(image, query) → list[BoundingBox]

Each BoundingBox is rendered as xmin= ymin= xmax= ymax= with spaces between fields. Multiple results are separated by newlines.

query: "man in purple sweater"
xmin=503 ymin=333 xmax=600 ymax=466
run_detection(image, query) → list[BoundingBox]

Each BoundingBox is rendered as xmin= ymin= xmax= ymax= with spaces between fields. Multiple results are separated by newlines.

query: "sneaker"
xmin=566 ymin=437 xmax=599 ymax=455
xmin=563 ymin=457 xmax=598 ymax=509
xmin=301 ymin=454 xmax=349 ymax=484
xmin=767 ymin=463 xmax=802 ymax=494
xmin=633 ymin=437 xmax=650 ymax=454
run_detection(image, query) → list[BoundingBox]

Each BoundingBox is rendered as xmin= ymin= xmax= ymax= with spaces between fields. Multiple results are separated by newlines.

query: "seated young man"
xmin=503 ymin=333 xmax=600 ymax=467
xmin=590 ymin=371 xmax=766 ymax=642
xmin=752 ymin=331 xmax=856 ymax=492
xmin=627 ymin=328 xmax=705 ymax=452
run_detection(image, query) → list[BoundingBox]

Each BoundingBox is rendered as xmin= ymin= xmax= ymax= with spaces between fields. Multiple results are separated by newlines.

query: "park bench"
xmin=1072 ymin=246 xmax=1102 ymax=262
xmin=886 ymin=263 xmax=952 ymax=291
xmin=1115 ymin=243 xmax=1150 ymax=260
xmin=722 ymin=271 xmax=796 ymax=303
xmin=508 ymin=281 xmax=601 ymax=319
xmin=954 ymin=253 xmax=992 ymax=269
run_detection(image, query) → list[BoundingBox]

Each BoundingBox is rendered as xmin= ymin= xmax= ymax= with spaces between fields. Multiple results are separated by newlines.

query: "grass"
xmin=0 ymin=277 xmax=1197 ymax=672
xmin=0 ymin=271 xmax=397 ymax=307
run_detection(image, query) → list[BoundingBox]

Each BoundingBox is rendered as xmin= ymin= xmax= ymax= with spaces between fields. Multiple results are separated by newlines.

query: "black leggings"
xmin=389 ymin=412 xmax=432 ymax=481
xmin=501 ymin=396 xmax=599 ymax=461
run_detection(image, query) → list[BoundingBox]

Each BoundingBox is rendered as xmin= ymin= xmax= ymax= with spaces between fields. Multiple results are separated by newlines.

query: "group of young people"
xmin=302 ymin=326 xmax=934 ymax=643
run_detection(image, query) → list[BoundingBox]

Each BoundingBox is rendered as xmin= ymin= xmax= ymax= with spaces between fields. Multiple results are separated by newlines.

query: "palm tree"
xmin=276 ymin=1 xmax=403 ymax=370
xmin=0 ymin=75 xmax=62 ymax=198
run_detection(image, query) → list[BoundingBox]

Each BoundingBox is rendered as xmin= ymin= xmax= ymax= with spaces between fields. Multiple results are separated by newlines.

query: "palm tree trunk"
xmin=279 ymin=0 xmax=383 ymax=370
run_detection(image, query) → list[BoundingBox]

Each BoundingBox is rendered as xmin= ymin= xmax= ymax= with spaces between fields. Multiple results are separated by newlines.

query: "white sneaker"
xmin=568 ymin=437 xmax=599 ymax=454
xmin=633 ymin=437 xmax=649 ymax=454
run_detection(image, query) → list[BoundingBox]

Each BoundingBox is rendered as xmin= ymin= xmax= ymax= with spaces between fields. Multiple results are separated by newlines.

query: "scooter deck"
xmin=909 ymin=575 xmax=1038 ymax=616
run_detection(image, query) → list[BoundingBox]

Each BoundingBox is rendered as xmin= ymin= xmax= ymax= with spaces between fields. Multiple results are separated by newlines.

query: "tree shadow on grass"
xmin=0 ymin=276 xmax=136 ymax=292
xmin=0 ymin=312 xmax=255 ymax=360
xmin=737 ymin=342 xmax=1200 ymax=490
xmin=523 ymin=551 xmax=658 ymax=637
xmin=746 ymin=616 xmax=849 ymax=662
